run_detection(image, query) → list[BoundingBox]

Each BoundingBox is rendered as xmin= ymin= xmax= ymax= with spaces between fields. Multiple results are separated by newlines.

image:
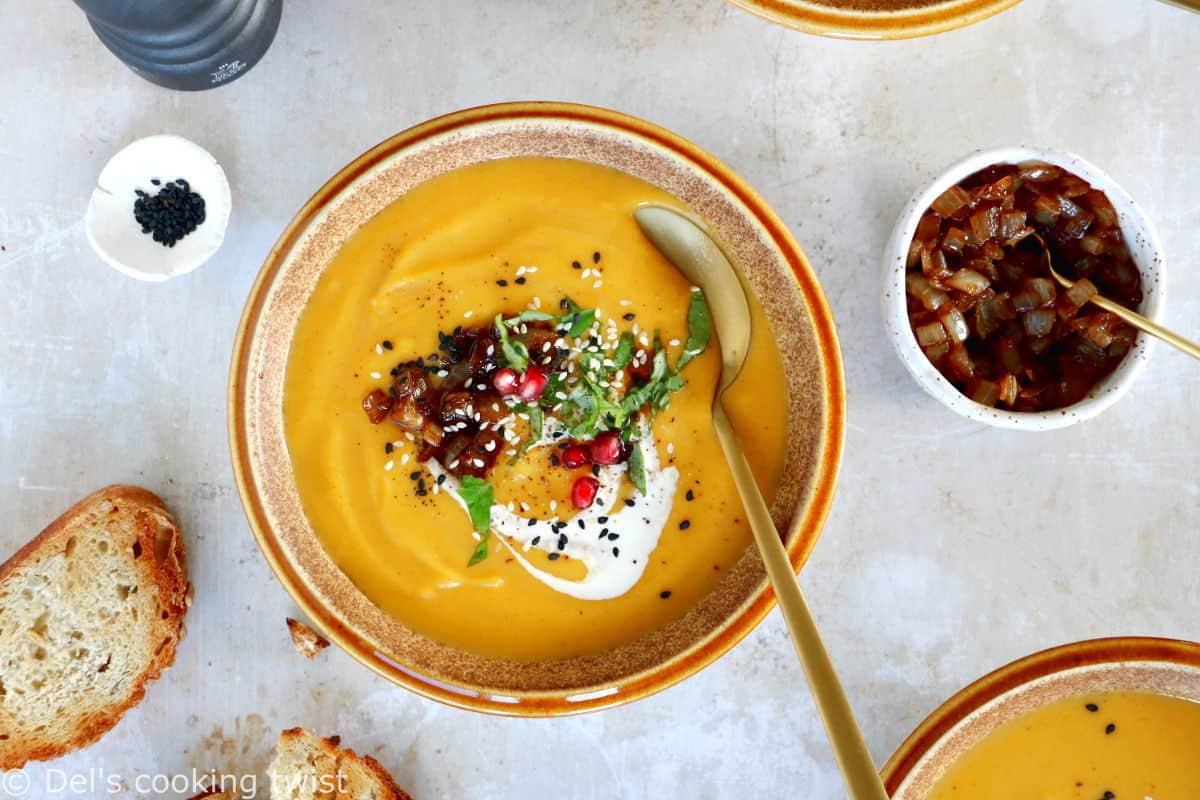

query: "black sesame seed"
xmin=557 ymin=534 xmax=567 ymax=550
xmin=624 ymin=499 xmax=635 ymax=507
xmin=679 ymin=520 xmax=691 ymax=530
xmin=598 ymin=516 xmax=609 ymax=524
xmin=1105 ymin=723 xmax=1116 ymax=735
xmin=592 ymin=251 xmax=601 ymax=263
xmin=600 ymin=528 xmax=609 ymax=537
xmin=527 ymin=518 xmax=537 ymax=527
xmin=591 ymin=464 xmax=600 ymax=477
xmin=571 ymin=260 xmax=582 ymax=270
xmin=385 ymin=442 xmax=394 ymax=454
xmin=550 ymin=453 xmax=560 ymax=467
xmin=623 ymin=313 xmax=636 ymax=321
xmin=548 ymin=552 xmax=560 ymax=561
xmin=1102 ymin=792 xmax=1115 ymax=800
xmin=531 ymin=536 xmax=541 ymax=546
xmin=685 ymin=489 xmax=695 ymax=501
xmin=496 ymin=279 xmax=508 ymax=287
xmin=132 ymin=177 xmax=206 ymax=248
xmin=608 ymin=533 xmax=619 ymax=541
xmin=409 ymin=471 xmax=420 ymax=480
xmin=612 ymin=546 xmax=620 ymax=557
xmin=417 ymin=478 xmax=426 ymax=490
xmin=576 ymin=518 xmax=585 ymax=530
xmin=382 ymin=340 xmax=394 ymax=350
xmin=1086 ymin=703 xmax=1099 ymax=712
xmin=416 ymin=488 xmax=427 ymax=497
xmin=515 ymin=276 xmax=527 ymax=285
xmin=436 ymin=474 xmax=447 ymax=485
xmin=660 ymin=590 xmax=672 ymax=599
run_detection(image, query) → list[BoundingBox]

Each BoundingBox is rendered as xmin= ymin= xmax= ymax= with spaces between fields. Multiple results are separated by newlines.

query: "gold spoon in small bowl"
xmin=635 ymin=205 xmax=889 ymax=800
xmin=1030 ymin=234 xmax=1200 ymax=360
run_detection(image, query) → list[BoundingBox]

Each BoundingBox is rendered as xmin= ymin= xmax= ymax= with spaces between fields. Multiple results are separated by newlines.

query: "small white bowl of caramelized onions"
xmin=883 ymin=147 xmax=1165 ymax=430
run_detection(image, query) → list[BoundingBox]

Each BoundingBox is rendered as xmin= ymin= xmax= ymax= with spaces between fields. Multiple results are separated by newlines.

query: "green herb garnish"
xmin=676 ymin=289 xmax=712 ymax=371
xmin=460 ymin=476 xmax=495 ymax=566
xmin=612 ymin=332 xmax=635 ymax=370
xmin=628 ymin=441 xmax=647 ymax=495
xmin=495 ymin=313 xmax=530 ymax=371
xmin=561 ymin=308 xmax=597 ymax=338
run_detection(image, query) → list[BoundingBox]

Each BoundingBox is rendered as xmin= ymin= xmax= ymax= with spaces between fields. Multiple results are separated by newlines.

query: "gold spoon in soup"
xmin=1030 ymin=234 xmax=1200 ymax=360
xmin=634 ymin=205 xmax=889 ymax=800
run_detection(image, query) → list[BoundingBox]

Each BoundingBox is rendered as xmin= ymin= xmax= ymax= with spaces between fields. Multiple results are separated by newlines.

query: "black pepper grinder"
xmin=72 ymin=0 xmax=283 ymax=91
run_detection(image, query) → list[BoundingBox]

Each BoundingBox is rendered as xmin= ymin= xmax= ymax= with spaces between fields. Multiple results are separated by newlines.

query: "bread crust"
xmin=0 ymin=485 xmax=189 ymax=769
xmin=277 ymin=728 xmax=413 ymax=800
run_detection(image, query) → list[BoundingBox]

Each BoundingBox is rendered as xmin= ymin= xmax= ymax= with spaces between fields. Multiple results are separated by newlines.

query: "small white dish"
xmin=85 ymin=134 xmax=232 ymax=282
xmin=882 ymin=146 xmax=1166 ymax=431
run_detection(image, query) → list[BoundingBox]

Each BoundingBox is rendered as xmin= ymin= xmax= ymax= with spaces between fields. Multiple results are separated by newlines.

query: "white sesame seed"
xmin=507 ymin=502 xmax=515 ymax=511
xmin=370 ymin=371 xmax=382 ymax=380
xmin=667 ymin=442 xmax=675 ymax=454
xmin=449 ymin=459 xmax=459 ymax=469
xmin=669 ymin=339 xmax=681 ymax=347
xmin=581 ymin=268 xmax=592 ymax=279
xmin=375 ymin=344 xmax=383 ymax=355
xmin=526 ymin=266 xmax=538 ymax=273
xmin=485 ymin=441 xmax=497 ymax=452
xmin=472 ymin=532 xmax=482 ymax=541
xmin=384 ymin=460 xmax=394 ymax=471
xmin=486 ymin=344 xmax=494 ymax=356
xmin=464 ymin=310 xmax=474 ymax=319
xmin=620 ymin=299 xmax=632 ymax=307
xmin=473 ymin=458 xmax=485 ymax=468
xmin=593 ymin=280 xmax=603 ymax=289
xmin=517 ymin=265 xmax=527 ymax=276
xmin=550 ymin=500 xmax=558 ymax=511
xmin=437 ymin=369 xmax=449 ymax=378
xmin=520 ymin=502 xmax=531 ymax=512
xmin=406 ymin=432 xmax=415 ymax=441
xmin=401 ymin=453 xmax=411 ymax=465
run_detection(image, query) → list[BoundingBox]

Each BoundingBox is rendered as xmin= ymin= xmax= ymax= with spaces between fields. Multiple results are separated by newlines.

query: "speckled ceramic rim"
xmin=228 ymin=102 xmax=846 ymax=716
xmin=882 ymin=146 xmax=1166 ymax=431
xmin=882 ymin=637 xmax=1200 ymax=797
xmin=724 ymin=0 xmax=1021 ymax=40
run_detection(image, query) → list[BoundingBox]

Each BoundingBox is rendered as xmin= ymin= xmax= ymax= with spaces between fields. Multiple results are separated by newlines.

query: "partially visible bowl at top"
xmin=724 ymin=0 xmax=1022 ymax=40
xmin=883 ymin=146 xmax=1166 ymax=431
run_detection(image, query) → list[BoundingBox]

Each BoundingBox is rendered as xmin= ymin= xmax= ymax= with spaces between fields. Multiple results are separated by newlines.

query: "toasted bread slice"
xmin=269 ymin=728 xmax=412 ymax=800
xmin=0 ymin=486 xmax=188 ymax=769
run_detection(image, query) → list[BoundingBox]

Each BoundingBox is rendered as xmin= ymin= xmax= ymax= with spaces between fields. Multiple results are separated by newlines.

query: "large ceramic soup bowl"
xmin=884 ymin=637 xmax=1200 ymax=798
xmin=724 ymin=0 xmax=1022 ymax=40
xmin=229 ymin=102 xmax=844 ymax=715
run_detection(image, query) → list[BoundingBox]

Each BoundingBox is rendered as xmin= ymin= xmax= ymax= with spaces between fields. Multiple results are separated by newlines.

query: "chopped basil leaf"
xmin=628 ymin=441 xmax=647 ymax=495
xmin=562 ymin=308 xmax=597 ymax=338
xmin=676 ymin=289 xmax=712 ymax=370
xmin=494 ymin=313 xmax=529 ymax=371
xmin=503 ymin=310 xmax=557 ymax=326
xmin=612 ymin=332 xmax=635 ymax=370
xmin=460 ymin=476 xmax=494 ymax=566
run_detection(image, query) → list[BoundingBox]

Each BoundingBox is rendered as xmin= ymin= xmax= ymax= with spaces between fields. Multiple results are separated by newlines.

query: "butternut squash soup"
xmin=929 ymin=692 xmax=1200 ymax=799
xmin=283 ymin=157 xmax=789 ymax=661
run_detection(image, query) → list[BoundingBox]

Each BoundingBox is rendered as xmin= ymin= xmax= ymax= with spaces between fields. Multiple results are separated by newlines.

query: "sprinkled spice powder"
xmin=133 ymin=178 xmax=206 ymax=248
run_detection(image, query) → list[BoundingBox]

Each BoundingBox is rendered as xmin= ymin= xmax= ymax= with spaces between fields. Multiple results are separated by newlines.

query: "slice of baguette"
xmin=269 ymin=728 xmax=412 ymax=800
xmin=0 ymin=485 xmax=189 ymax=769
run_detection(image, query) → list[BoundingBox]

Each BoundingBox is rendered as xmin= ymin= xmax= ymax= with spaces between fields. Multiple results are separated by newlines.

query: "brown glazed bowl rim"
xmin=882 ymin=636 xmax=1200 ymax=795
xmin=724 ymin=0 xmax=1022 ymax=40
xmin=228 ymin=101 xmax=846 ymax=715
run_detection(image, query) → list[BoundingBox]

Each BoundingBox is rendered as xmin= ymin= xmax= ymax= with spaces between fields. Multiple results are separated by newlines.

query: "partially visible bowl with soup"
xmin=229 ymin=102 xmax=845 ymax=714
xmin=883 ymin=637 xmax=1200 ymax=799
xmin=884 ymin=147 xmax=1165 ymax=430
xmin=723 ymin=0 xmax=1022 ymax=40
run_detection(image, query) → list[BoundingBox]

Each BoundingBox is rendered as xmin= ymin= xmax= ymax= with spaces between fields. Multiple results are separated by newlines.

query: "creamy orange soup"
xmin=284 ymin=157 xmax=789 ymax=661
xmin=929 ymin=691 xmax=1200 ymax=799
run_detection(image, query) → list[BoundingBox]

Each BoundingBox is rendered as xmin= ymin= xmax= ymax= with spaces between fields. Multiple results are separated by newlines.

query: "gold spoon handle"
xmin=1155 ymin=0 xmax=1200 ymax=11
xmin=1089 ymin=294 xmax=1200 ymax=360
xmin=713 ymin=404 xmax=888 ymax=800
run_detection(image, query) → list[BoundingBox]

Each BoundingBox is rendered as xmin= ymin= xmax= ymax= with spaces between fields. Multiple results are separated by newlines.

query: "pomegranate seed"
xmin=515 ymin=365 xmax=548 ymax=402
xmin=571 ymin=476 xmax=600 ymax=509
xmin=589 ymin=430 xmax=626 ymax=465
xmin=492 ymin=367 xmax=519 ymax=396
xmin=561 ymin=445 xmax=590 ymax=469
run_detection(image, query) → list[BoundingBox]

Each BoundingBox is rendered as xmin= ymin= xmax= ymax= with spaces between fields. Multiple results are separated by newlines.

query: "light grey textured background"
xmin=1 ymin=1 xmax=1198 ymax=797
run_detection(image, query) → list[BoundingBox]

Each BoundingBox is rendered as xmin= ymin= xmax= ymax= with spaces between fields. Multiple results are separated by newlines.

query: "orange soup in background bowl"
xmin=228 ymin=102 xmax=845 ymax=714
xmin=724 ymin=0 xmax=1022 ymax=39
xmin=884 ymin=637 xmax=1200 ymax=798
